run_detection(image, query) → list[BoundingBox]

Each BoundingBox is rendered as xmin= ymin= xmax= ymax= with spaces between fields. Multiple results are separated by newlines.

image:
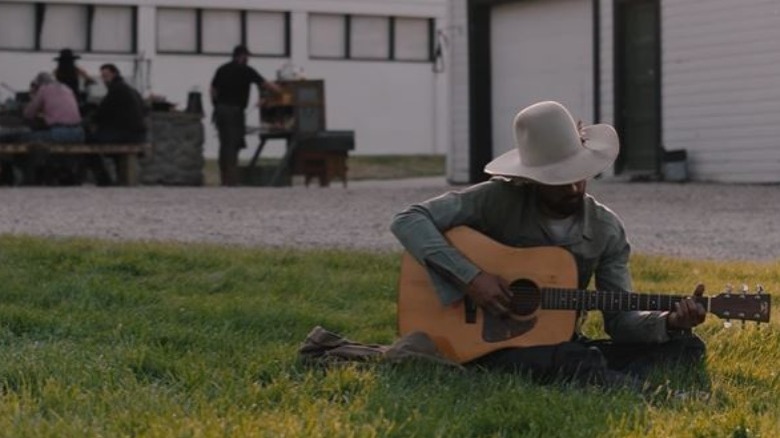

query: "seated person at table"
xmin=0 ymin=73 xmax=85 ymax=185
xmin=21 ymin=72 xmax=85 ymax=144
xmin=91 ymin=64 xmax=147 ymax=144
xmin=82 ymin=64 xmax=147 ymax=186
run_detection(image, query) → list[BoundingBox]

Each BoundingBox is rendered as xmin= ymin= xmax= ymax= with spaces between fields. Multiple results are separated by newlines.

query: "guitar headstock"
xmin=710 ymin=284 xmax=771 ymax=325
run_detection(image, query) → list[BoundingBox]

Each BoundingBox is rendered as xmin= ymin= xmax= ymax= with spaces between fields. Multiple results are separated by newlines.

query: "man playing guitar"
xmin=391 ymin=101 xmax=706 ymax=387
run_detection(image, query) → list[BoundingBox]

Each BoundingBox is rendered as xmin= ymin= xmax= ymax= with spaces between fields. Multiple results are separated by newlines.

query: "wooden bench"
xmin=0 ymin=143 xmax=152 ymax=186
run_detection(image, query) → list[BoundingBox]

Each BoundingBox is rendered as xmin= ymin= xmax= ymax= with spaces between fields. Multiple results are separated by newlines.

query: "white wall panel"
xmin=0 ymin=3 xmax=36 ymax=50
xmin=662 ymin=0 xmax=780 ymax=182
xmin=490 ymin=0 xmax=592 ymax=157
xmin=598 ymin=0 xmax=613 ymax=126
xmin=447 ymin=0 xmax=471 ymax=182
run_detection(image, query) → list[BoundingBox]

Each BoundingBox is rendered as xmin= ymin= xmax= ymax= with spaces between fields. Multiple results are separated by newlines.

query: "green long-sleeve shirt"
xmin=390 ymin=179 xmax=672 ymax=344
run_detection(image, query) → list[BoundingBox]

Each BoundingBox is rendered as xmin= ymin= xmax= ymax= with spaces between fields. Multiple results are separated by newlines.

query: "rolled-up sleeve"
xmin=599 ymin=224 xmax=670 ymax=344
xmin=390 ymin=184 xmax=493 ymax=305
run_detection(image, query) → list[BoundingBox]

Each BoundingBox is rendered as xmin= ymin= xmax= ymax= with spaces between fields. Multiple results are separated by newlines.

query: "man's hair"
xmin=232 ymin=45 xmax=250 ymax=58
xmin=99 ymin=63 xmax=121 ymax=77
xmin=32 ymin=72 xmax=55 ymax=86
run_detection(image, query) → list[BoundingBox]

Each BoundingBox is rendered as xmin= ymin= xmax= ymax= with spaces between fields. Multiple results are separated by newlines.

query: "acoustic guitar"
xmin=397 ymin=227 xmax=772 ymax=364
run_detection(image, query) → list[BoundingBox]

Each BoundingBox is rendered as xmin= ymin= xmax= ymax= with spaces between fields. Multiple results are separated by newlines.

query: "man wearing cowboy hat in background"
xmin=53 ymin=48 xmax=95 ymax=106
xmin=391 ymin=101 xmax=706 ymax=387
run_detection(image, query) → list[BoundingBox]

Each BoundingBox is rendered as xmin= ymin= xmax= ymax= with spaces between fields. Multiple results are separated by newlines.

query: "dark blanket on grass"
xmin=299 ymin=326 xmax=463 ymax=369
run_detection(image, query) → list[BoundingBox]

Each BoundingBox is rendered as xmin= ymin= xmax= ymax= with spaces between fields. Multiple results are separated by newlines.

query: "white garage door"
xmin=490 ymin=0 xmax=593 ymax=157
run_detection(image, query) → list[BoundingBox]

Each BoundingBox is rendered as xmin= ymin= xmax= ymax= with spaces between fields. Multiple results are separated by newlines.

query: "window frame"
xmin=308 ymin=13 xmax=435 ymax=63
xmin=156 ymin=7 xmax=291 ymax=58
xmin=0 ymin=1 xmax=138 ymax=54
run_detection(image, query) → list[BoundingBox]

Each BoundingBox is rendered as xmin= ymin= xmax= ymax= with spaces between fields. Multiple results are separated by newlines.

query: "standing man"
xmin=210 ymin=45 xmax=282 ymax=186
xmin=391 ymin=101 xmax=707 ymax=388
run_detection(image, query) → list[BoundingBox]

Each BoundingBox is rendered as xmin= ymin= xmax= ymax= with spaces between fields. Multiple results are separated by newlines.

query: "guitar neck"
xmin=540 ymin=288 xmax=709 ymax=313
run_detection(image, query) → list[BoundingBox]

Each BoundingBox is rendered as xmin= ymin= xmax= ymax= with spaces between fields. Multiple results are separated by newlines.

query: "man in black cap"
xmin=210 ymin=45 xmax=282 ymax=186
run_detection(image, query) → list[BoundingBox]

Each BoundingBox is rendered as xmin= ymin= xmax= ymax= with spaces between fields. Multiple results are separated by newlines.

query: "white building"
xmin=448 ymin=0 xmax=780 ymax=184
xmin=0 ymin=0 xmax=449 ymax=160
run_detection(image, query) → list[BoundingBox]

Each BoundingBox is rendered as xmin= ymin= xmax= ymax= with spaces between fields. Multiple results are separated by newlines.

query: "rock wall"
xmin=140 ymin=112 xmax=204 ymax=186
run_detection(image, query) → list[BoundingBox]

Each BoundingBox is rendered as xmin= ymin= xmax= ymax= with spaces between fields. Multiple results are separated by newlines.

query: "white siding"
xmin=597 ymin=0 xmax=617 ymax=178
xmin=448 ymin=0 xmax=471 ymax=183
xmin=662 ymin=0 xmax=780 ymax=183
xmin=490 ymin=0 xmax=592 ymax=158
xmin=598 ymin=0 xmax=613 ymax=126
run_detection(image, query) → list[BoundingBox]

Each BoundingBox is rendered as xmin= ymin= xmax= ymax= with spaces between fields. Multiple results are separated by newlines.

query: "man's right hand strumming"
xmin=467 ymin=272 xmax=513 ymax=318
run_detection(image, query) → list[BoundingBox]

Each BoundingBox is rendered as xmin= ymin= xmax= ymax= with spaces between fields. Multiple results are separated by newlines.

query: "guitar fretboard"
xmin=538 ymin=288 xmax=710 ymax=313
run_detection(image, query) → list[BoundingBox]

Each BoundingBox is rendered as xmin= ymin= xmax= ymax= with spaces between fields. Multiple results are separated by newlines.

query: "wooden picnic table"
xmin=0 ymin=142 xmax=152 ymax=186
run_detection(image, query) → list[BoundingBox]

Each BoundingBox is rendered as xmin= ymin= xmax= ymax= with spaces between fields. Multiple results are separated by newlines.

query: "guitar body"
xmin=397 ymin=227 xmax=580 ymax=364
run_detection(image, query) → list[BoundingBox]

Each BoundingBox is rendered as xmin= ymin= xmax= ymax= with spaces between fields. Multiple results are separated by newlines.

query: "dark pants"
xmin=470 ymin=335 xmax=706 ymax=389
xmin=83 ymin=129 xmax=147 ymax=186
xmin=0 ymin=126 xmax=85 ymax=185
xmin=214 ymin=105 xmax=245 ymax=186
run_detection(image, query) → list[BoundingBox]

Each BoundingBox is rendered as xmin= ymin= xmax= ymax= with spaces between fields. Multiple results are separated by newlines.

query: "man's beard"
xmin=542 ymin=194 xmax=584 ymax=217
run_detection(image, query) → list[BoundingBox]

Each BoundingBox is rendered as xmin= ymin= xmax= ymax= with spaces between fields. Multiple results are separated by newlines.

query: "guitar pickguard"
xmin=482 ymin=313 xmax=537 ymax=343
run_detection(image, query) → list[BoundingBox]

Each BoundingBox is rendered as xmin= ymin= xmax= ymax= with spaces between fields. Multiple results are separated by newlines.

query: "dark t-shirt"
xmin=211 ymin=61 xmax=266 ymax=109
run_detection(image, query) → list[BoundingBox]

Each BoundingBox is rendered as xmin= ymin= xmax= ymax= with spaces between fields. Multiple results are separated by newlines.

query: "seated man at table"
xmin=91 ymin=64 xmax=147 ymax=144
xmin=7 ymin=72 xmax=85 ymax=185
xmin=84 ymin=64 xmax=147 ymax=185
xmin=21 ymin=72 xmax=85 ymax=143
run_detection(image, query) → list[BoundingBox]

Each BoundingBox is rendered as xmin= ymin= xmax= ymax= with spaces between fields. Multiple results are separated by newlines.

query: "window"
xmin=92 ymin=6 xmax=134 ymax=53
xmin=309 ymin=14 xmax=346 ymax=59
xmin=156 ymin=7 xmax=290 ymax=56
xmin=0 ymin=2 xmax=137 ymax=53
xmin=308 ymin=13 xmax=433 ymax=62
xmin=394 ymin=17 xmax=430 ymax=61
xmin=247 ymin=11 xmax=287 ymax=57
xmin=157 ymin=8 xmax=197 ymax=53
xmin=350 ymin=16 xmax=389 ymax=60
xmin=0 ymin=2 xmax=36 ymax=50
xmin=40 ymin=4 xmax=88 ymax=51
xmin=202 ymin=10 xmax=241 ymax=54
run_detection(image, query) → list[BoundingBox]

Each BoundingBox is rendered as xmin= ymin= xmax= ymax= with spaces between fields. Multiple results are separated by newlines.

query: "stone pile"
xmin=140 ymin=112 xmax=204 ymax=186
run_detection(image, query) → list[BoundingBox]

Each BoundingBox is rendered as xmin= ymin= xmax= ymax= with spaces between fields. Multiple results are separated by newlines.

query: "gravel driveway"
xmin=0 ymin=178 xmax=778 ymax=261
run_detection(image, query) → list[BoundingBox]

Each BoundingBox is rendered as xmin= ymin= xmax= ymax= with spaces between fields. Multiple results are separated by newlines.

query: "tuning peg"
xmin=725 ymin=284 xmax=733 ymax=294
xmin=723 ymin=319 xmax=732 ymax=329
xmin=757 ymin=284 xmax=765 ymax=294
xmin=741 ymin=284 xmax=749 ymax=294
xmin=741 ymin=319 xmax=746 ymax=329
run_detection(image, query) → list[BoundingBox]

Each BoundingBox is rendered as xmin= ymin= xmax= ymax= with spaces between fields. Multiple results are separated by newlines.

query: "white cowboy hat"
xmin=484 ymin=101 xmax=619 ymax=185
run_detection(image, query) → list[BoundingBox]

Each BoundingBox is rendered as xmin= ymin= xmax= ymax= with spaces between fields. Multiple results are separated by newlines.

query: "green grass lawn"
xmin=0 ymin=235 xmax=778 ymax=437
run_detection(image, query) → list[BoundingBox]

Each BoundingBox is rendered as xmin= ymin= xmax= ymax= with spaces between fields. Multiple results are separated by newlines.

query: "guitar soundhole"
xmin=509 ymin=279 xmax=540 ymax=316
